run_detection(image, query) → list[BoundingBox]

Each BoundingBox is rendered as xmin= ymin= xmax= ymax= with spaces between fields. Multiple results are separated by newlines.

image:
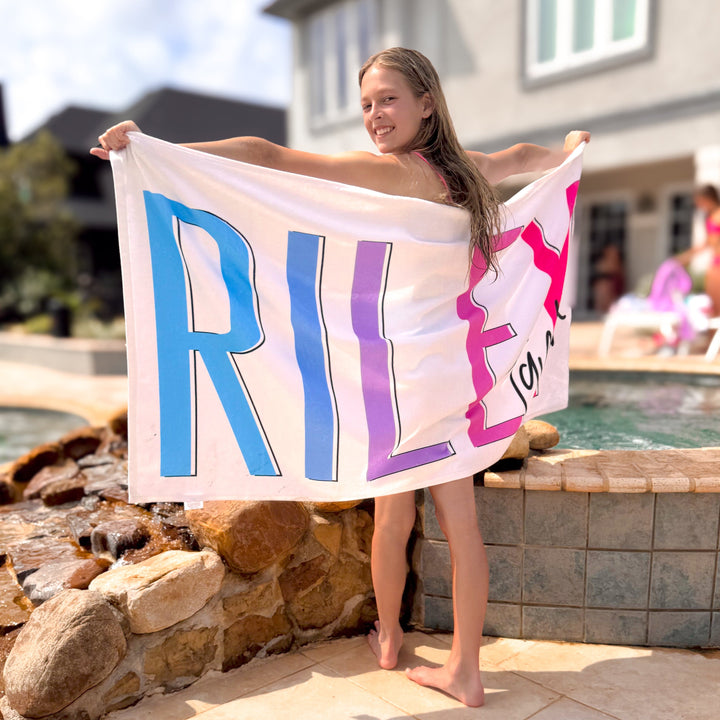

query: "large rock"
xmin=58 ymin=426 xmax=105 ymax=461
xmin=524 ymin=419 xmax=561 ymax=450
xmin=143 ymin=626 xmax=218 ymax=689
xmin=40 ymin=475 xmax=87 ymax=507
xmin=223 ymin=609 xmax=292 ymax=671
xmin=501 ymin=425 xmax=530 ymax=460
xmin=2 ymin=589 xmax=126 ymax=718
xmin=186 ymin=501 xmax=309 ymax=574
xmin=7 ymin=442 xmax=62 ymax=485
xmin=89 ymin=549 xmax=225 ymax=634
xmin=21 ymin=558 xmax=107 ymax=605
xmin=288 ymin=553 xmax=372 ymax=630
xmin=107 ymin=407 xmax=128 ymax=440
xmin=311 ymin=500 xmax=363 ymax=512
xmin=23 ymin=459 xmax=80 ymax=500
xmin=0 ymin=476 xmax=15 ymax=505
xmin=7 ymin=537 xmax=84 ymax=584
xmin=90 ymin=518 xmax=149 ymax=559
xmin=0 ymin=566 xmax=32 ymax=633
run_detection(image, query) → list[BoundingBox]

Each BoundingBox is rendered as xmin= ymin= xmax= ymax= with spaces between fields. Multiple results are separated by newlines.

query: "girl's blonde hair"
xmin=359 ymin=47 xmax=501 ymax=274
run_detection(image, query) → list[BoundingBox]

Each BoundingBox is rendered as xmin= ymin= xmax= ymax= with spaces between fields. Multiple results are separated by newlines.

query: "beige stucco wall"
xmin=281 ymin=0 xmax=719 ymax=312
xmin=287 ymin=0 xmax=720 ymax=172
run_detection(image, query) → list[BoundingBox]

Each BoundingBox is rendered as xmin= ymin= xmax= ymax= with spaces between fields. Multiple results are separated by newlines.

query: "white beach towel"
xmin=110 ymin=134 xmax=584 ymax=502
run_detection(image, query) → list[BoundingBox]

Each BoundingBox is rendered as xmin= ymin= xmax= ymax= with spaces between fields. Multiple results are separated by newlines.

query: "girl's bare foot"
xmin=405 ymin=664 xmax=485 ymax=707
xmin=367 ymin=620 xmax=404 ymax=669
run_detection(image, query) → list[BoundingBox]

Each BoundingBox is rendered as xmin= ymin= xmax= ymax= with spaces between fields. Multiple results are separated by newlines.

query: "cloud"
xmin=0 ymin=0 xmax=291 ymax=140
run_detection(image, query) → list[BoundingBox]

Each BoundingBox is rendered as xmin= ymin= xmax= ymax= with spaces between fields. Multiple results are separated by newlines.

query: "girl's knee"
xmin=374 ymin=493 xmax=417 ymax=539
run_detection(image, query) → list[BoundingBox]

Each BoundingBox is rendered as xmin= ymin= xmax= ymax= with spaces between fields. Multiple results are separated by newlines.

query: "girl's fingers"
xmin=89 ymin=147 xmax=110 ymax=160
xmin=89 ymin=120 xmax=141 ymax=157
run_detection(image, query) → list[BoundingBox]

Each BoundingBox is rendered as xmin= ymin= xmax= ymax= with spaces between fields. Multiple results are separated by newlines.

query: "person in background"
xmin=677 ymin=185 xmax=720 ymax=315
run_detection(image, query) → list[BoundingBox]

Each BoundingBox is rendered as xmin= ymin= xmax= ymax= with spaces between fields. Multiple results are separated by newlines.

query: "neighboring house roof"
xmin=104 ymin=87 xmax=286 ymax=146
xmin=31 ymin=106 xmax=111 ymax=155
xmin=263 ymin=0 xmax=329 ymax=19
xmin=25 ymin=86 xmax=286 ymax=154
xmin=0 ymin=84 xmax=9 ymax=147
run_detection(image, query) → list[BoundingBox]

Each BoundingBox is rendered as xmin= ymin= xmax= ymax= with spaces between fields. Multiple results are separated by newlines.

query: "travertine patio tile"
xmin=106 ymin=651 xmax=315 ymax=719
xmin=319 ymin=632 xmax=559 ymax=720
xmin=300 ymin=635 xmax=368 ymax=663
xmin=497 ymin=640 xmax=720 ymax=720
xmin=194 ymin=664 xmax=408 ymax=720
xmin=527 ymin=697 xmax=619 ymax=719
xmin=479 ymin=636 xmax=539 ymax=667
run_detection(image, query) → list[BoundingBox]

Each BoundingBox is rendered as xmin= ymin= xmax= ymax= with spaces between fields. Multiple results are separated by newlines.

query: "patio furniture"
xmin=706 ymin=317 xmax=720 ymax=361
xmin=598 ymin=258 xmax=692 ymax=357
xmin=598 ymin=309 xmax=681 ymax=357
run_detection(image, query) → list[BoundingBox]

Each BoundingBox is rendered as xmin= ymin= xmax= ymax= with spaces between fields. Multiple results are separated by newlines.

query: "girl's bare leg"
xmin=406 ymin=476 xmax=488 ymax=707
xmin=368 ymin=490 xmax=417 ymax=669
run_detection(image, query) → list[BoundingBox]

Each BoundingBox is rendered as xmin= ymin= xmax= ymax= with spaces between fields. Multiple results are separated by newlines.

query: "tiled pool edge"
xmin=412 ymin=450 xmax=720 ymax=649
xmin=484 ymin=447 xmax=720 ymax=493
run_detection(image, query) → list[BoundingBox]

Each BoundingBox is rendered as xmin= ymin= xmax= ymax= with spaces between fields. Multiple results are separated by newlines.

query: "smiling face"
xmin=360 ymin=65 xmax=433 ymax=155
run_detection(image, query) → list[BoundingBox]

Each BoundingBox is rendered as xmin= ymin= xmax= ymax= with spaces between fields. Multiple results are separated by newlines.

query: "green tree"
xmin=0 ymin=130 xmax=77 ymax=318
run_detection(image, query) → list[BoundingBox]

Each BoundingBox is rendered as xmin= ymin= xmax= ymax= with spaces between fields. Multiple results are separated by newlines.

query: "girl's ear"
xmin=421 ymin=93 xmax=434 ymax=119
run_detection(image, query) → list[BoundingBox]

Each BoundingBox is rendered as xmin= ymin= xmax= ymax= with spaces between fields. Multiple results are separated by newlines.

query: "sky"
xmin=0 ymin=0 xmax=292 ymax=141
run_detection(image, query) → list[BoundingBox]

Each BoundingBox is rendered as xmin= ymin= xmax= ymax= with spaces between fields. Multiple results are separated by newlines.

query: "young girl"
xmin=92 ymin=47 xmax=589 ymax=708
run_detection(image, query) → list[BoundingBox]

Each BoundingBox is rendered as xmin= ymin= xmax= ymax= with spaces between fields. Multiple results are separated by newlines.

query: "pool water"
xmin=0 ymin=407 xmax=87 ymax=465
xmin=541 ymin=372 xmax=720 ymax=451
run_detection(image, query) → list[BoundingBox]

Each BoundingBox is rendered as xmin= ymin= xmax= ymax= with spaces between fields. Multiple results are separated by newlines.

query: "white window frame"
xmin=307 ymin=0 xmax=379 ymax=128
xmin=525 ymin=0 xmax=651 ymax=82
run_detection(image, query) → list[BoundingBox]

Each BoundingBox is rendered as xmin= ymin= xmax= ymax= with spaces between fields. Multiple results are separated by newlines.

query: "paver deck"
xmin=2 ymin=323 xmax=719 ymax=718
xmin=105 ymin=631 xmax=720 ymax=720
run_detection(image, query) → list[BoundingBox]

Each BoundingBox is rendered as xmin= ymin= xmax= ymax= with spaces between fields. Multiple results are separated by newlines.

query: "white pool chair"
xmin=598 ymin=310 xmax=680 ymax=357
xmin=706 ymin=317 xmax=720 ymax=362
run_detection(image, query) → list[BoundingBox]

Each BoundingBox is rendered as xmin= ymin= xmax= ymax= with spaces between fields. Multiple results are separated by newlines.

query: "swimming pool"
xmin=541 ymin=371 xmax=720 ymax=451
xmin=0 ymin=407 xmax=87 ymax=465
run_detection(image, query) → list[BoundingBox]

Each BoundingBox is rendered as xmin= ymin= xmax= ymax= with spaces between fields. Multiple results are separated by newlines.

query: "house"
xmin=264 ymin=0 xmax=720 ymax=314
xmin=27 ymin=88 xmax=286 ymax=315
xmin=0 ymin=85 xmax=9 ymax=147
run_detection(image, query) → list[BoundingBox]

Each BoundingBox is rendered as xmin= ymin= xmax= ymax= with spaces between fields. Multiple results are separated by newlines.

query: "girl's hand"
xmin=89 ymin=120 xmax=141 ymax=160
xmin=563 ymin=130 xmax=591 ymax=153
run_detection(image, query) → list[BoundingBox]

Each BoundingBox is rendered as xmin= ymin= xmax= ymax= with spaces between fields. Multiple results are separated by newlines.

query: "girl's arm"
xmin=90 ymin=120 xmax=409 ymax=196
xmin=469 ymin=131 xmax=590 ymax=185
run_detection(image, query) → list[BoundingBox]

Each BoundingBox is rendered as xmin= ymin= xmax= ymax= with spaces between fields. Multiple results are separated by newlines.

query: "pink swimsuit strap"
xmin=412 ymin=151 xmax=451 ymax=199
xmin=706 ymin=217 xmax=720 ymax=234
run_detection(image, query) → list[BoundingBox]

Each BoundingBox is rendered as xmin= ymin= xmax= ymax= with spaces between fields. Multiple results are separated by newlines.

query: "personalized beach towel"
xmin=111 ymin=134 xmax=584 ymax=503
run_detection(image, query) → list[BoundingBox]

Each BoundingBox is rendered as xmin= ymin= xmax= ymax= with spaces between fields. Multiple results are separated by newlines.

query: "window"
xmin=525 ymin=0 xmax=650 ymax=81
xmin=667 ymin=192 xmax=694 ymax=255
xmin=587 ymin=201 xmax=627 ymax=311
xmin=307 ymin=0 xmax=379 ymax=125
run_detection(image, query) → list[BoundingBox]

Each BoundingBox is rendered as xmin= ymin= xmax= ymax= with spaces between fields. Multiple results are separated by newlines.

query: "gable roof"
xmin=263 ymin=0 xmax=331 ymax=19
xmin=32 ymin=105 xmax=112 ymax=154
xmin=0 ymin=84 xmax=9 ymax=147
xmin=106 ymin=87 xmax=286 ymax=146
xmin=25 ymin=86 xmax=286 ymax=155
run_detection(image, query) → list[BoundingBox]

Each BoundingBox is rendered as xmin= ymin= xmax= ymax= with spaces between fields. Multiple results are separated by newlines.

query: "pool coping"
xmin=570 ymin=356 xmax=720 ymax=376
xmin=485 ymin=447 xmax=720 ymax=493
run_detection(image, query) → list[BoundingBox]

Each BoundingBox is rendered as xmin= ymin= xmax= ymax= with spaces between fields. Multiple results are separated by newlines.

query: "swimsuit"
xmin=412 ymin=151 xmax=451 ymax=200
xmin=706 ymin=217 xmax=720 ymax=267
